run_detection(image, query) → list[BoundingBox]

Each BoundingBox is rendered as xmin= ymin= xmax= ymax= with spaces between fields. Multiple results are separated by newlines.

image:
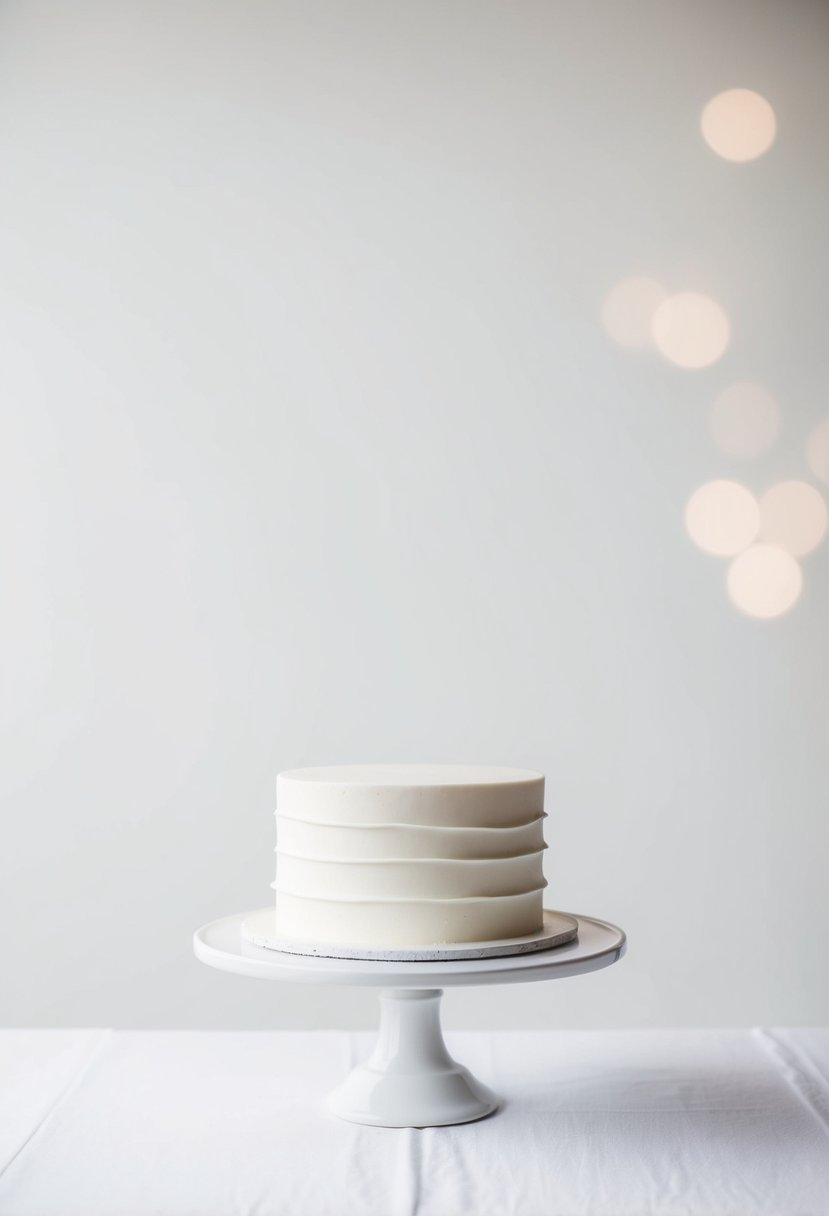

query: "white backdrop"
xmin=2 ymin=0 xmax=828 ymax=1031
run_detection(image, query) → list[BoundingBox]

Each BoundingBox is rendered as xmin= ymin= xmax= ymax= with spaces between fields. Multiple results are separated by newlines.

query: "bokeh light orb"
xmin=651 ymin=292 xmax=730 ymax=369
xmin=727 ymin=544 xmax=802 ymax=619
xmin=600 ymin=276 xmax=667 ymax=348
xmin=701 ymin=88 xmax=777 ymax=162
xmin=709 ymin=381 xmax=780 ymax=459
xmin=806 ymin=419 xmax=829 ymax=485
xmin=759 ymin=480 xmax=828 ymax=556
xmin=685 ymin=479 xmax=759 ymax=556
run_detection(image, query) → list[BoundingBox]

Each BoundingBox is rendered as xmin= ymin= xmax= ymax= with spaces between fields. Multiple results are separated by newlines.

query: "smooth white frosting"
xmin=276 ymin=764 xmax=544 ymax=827
xmin=274 ymin=764 xmax=547 ymax=947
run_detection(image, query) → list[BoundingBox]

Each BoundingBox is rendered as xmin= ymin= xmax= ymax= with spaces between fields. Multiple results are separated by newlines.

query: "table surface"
xmin=1 ymin=1027 xmax=828 ymax=1216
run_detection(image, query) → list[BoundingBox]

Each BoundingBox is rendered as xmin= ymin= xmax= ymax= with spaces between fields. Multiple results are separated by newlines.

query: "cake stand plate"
xmin=193 ymin=909 xmax=626 ymax=1129
xmin=240 ymin=907 xmax=578 ymax=961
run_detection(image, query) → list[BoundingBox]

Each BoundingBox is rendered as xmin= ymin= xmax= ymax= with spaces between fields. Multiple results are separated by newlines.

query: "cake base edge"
xmin=240 ymin=907 xmax=578 ymax=962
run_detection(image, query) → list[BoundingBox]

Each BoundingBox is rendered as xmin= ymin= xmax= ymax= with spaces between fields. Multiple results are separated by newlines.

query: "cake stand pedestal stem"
xmin=326 ymin=987 xmax=498 ymax=1128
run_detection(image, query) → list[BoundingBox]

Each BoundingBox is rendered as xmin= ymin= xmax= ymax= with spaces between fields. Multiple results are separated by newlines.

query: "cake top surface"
xmin=278 ymin=764 xmax=542 ymax=789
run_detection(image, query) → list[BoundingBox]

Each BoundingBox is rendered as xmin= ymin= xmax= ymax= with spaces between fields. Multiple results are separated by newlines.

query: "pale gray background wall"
xmin=2 ymin=0 xmax=828 ymax=1031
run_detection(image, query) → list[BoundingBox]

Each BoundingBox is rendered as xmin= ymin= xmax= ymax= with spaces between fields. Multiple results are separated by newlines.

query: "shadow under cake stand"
xmin=193 ymin=908 xmax=626 ymax=1128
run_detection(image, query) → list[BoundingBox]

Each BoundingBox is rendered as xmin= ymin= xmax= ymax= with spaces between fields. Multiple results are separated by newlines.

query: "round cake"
xmin=273 ymin=764 xmax=547 ymax=948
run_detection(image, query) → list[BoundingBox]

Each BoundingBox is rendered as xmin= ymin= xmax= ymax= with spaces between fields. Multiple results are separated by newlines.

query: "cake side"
xmin=273 ymin=889 xmax=544 ymax=949
xmin=274 ymin=764 xmax=547 ymax=948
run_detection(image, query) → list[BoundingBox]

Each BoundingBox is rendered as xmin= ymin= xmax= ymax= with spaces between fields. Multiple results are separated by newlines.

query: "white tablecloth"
xmin=1 ymin=1028 xmax=828 ymax=1215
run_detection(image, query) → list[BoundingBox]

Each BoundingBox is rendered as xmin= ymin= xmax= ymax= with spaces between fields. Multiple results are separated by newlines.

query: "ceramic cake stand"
xmin=193 ymin=908 xmax=626 ymax=1128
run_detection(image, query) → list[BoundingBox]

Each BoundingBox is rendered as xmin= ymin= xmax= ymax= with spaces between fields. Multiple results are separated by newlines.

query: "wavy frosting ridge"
xmin=275 ymin=814 xmax=547 ymax=861
xmin=274 ymin=764 xmax=547 ymax=947
xmin=274 ymin=850 xmax=546 ymax=900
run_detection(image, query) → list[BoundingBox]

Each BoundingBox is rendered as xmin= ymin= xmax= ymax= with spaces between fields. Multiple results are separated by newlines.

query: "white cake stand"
xmin=193 ymin=908 xmax=626 ymax=1129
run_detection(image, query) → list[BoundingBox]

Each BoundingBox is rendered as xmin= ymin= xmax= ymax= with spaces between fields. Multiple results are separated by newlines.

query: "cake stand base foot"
xmin=327 ymin=988 xmax=498 ymax=1128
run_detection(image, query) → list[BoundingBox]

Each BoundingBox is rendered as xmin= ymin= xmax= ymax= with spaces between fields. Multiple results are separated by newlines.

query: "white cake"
xmin=273 ymin=764 xmax=547 ymax=948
